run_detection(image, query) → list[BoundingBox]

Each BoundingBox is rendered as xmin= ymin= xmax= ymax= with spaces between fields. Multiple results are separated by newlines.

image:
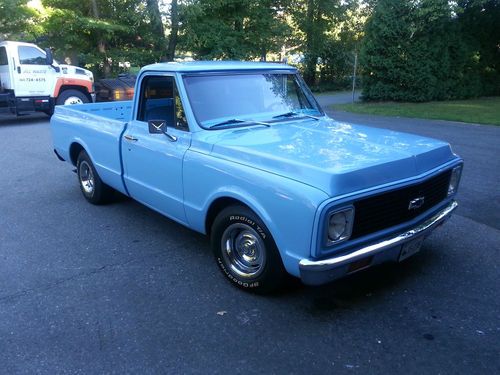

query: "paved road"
xmin=0 ymin=111 xmax=499 ymax=374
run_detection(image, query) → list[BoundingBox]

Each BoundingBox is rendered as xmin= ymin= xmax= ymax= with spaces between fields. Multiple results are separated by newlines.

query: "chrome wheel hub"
xmin=221 ymin=223 xmax=266 ymax=278
xmin=64 ymin=96 xmax=84 ymax=105
xmin=79 ymin=161 xmax=94 ymax=195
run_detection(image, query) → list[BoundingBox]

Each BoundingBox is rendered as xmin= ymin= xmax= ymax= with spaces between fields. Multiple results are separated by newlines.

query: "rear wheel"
xmin=76 ymin=150 xmax=113 ymax=205
xmin=56 ymin=89 xmax=89 ymax=106
xmin=211 ymin=205 xmax=288 ymax=293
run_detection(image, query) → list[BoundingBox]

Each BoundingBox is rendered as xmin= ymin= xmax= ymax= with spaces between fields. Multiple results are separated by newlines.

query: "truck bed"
xmin=51 ymin=101 xmax=133 ymax=195
xmin=65 ymin=101 xmax=133 ymax=120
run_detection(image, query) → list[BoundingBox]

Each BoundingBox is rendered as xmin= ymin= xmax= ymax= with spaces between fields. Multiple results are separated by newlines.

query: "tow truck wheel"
xmin=57 ymin=89 xmax=89 ymax=106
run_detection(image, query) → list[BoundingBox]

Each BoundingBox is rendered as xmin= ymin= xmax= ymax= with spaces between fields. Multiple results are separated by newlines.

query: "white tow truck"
xmin=0 ymin=41 xmax=95 ymax=116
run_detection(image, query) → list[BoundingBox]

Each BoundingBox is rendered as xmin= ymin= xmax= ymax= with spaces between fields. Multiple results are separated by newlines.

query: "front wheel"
xmin=76 ymin=150 xmax=113 ymax=205
xmin=56 ymin=89 xmax=89 ymax=106
xmin=211 ymin=205 xmax=288 ymax=293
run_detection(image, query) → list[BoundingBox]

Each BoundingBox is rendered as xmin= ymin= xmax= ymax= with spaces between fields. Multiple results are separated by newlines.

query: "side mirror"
xmin=45 ymin=48 xmax=54 ymax=66
xmin=148 ymin=119 xmax=166 ymax=134
xmin=148 ymin=120 xmax=177 ymax=142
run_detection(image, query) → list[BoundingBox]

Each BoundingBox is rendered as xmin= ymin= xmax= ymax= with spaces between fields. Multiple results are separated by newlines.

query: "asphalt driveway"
xmin=0 ymin=110 xmax=499 ymax=374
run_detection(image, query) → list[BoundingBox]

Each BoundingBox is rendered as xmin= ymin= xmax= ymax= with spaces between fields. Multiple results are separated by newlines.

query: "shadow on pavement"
xmin=272 ymin=248 xmax=435 ymax=314
xmin=0 ymin=113 xmax=49 ymax=127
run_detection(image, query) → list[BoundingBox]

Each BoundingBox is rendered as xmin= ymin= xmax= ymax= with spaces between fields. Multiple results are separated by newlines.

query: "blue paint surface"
xmin=51 ymin=62 xmax=462 ymax=279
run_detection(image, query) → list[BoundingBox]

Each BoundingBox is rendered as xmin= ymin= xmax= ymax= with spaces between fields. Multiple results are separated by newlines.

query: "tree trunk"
xmin=67 ymin=50 xmax=79 ymax=66
xmin=90 ymin=0 xmax=111 ymax=77
xmin=261 ymin=48 xmax=267 ymax=62
xmin=165 ymin=0 xmax=179 ymax=61
xmin=303 ymin=0 xmax=317 ymax=85
xmin=146 ymin=0 xmax=166 ymax=59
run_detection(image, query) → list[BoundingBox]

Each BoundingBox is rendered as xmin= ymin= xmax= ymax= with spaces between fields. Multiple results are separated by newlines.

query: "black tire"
xmin=76 ymin=150 xmax=113 ymax=205
xmin=211 ymin=205 xmax=288 ymax=293
xmin=56 ymin=89 xmax=89 ymax=106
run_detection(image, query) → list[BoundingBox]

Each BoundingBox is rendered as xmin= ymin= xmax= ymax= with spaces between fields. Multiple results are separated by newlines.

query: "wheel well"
xmin=205 ymin=197 xmax=248 ymax=236
xmin=69 ymin=143 xmax=85 ymax=166
xmin=59 ymin=85 xmax=91 ymax=101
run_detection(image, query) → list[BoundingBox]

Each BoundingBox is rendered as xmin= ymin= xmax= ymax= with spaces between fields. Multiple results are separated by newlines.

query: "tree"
xmin=146 ymin=0 xmax=166 ymax=58
xmin=181 ymin=0 xmax=290 ymax=60
xmin=41 ymin=0 xmax=163 ymax=77
xmin=361 ymin=0 xmax=465 ymax=101
xmin=289 ymin=0 xmax=345 ymax=85
xmin=456 ymin=0 xmax=500 ymax=96
xmin=360 ymin=0 xmax=499 ymax=101
xmin=360 ymin=0 xmax=416 ymax=100
xmin=315 ymin=0 xmax=370 ymax=90
xmin=0 ymin=0 xmax=38 ymax=40
xmin=166 ymin=0 xmax=179 ymax=61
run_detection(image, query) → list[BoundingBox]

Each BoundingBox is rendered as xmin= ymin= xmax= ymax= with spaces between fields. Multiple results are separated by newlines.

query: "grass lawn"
xmin=315 ymin=90 xmax=351 ymax=95
xmin=333 ymin=97 xmax=500 ymax=126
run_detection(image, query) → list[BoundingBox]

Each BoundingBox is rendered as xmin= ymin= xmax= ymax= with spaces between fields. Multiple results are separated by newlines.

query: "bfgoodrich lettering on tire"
xmin=211 ymin=205 xmax=288 ymax=293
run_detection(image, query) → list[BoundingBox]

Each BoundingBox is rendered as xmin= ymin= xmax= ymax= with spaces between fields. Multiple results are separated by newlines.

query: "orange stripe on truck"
xmin=53 ymin=78 xmax=92 ymax=97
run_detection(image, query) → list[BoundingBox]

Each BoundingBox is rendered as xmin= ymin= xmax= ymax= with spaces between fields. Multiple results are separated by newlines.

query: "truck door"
xmin=121 ymin=74 xmax=191 ymax=224
xmin=13 ymin=45 xmax=54 ymax=97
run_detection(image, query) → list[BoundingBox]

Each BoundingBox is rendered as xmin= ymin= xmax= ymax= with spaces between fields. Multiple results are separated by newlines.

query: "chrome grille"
xmin=351 ymin=170 xmax=452 ymax=239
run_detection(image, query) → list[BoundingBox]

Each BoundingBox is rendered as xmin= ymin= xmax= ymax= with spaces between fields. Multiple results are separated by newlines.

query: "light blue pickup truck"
xmin=51 ymin=62 xmax=463 ymax=292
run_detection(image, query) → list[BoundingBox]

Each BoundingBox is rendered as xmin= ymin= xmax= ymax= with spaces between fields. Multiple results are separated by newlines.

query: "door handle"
xmin=17 ymin=66 xmax=21 ymax=74
xmin=124 ymin=134 xmax=138 ymax=142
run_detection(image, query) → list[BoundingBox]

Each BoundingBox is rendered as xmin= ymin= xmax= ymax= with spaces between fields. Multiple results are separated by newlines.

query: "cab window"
xmin=137 ymin=75 xmax=188 ymax=131
xmin=18 ymin=46 xmax=46 ymax=65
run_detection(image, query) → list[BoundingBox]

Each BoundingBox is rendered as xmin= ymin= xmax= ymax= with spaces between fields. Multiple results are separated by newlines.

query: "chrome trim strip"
xmin=300 ymin=200 xmax=458 ymax=272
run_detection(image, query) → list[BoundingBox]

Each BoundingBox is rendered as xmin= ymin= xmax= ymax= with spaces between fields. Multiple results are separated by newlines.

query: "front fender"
xmin=183 ymin=151 xmax=328 ymax=277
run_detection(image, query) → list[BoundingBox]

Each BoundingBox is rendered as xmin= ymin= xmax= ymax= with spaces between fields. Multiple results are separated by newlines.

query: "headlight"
xmin=85 ymin=70 xmax=94 ymax=82
xmin=448 ymin=165 xmax=462 ymax=196
xmin=327 ymin=207 xmax=354 ymax=245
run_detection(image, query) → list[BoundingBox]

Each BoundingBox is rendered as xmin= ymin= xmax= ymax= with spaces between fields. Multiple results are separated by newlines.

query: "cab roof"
xmin=141 ymin=61 xmax=296 ymax=73
xmin=0 ymin=41 xmax=39 ymax=47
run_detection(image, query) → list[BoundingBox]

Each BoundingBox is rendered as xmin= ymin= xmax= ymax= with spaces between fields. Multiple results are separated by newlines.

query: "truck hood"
xmin=58 ymin=64 xmax=94 ymax=81
xmin=207 ymin=117 xmax=456 ymax=196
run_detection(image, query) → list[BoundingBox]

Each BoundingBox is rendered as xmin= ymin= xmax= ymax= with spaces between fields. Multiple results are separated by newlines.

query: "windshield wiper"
xmin=208 ymin=118 xmax=270 ymax=129
xmin=272 ymin=111 xmax=320 ymax=121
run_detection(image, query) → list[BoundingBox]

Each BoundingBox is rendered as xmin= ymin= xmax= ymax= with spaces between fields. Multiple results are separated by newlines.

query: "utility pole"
xmin=352 ymin=51 xmax=358 ymax=103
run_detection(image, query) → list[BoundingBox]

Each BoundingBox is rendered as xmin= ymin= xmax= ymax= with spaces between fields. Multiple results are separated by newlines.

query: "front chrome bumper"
xmin=299 ymin=200 xmax=458 ymax=285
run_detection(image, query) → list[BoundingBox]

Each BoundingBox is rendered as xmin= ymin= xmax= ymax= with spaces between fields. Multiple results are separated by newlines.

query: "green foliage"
xmin=181 ymin=0 xmax=291 ymax=60
xmin=314 ymin=1 xmax=368 ymax=89
xmin=39 ymin=0 xmax=165 ymax=77
xmin=361 ymin=0 xmax=427 ymax=101
xmin=360 ymin=0 xmax=500 ymax=102
xmin=0 ymin=0 xmax=39 ymax=39
xmin=3 ymin=0 xmax=496 ymax=98
xmin=456 ymin=0 xmax=500 ymax=97
xmin=289 ymin=0 xmax=343 ymax=84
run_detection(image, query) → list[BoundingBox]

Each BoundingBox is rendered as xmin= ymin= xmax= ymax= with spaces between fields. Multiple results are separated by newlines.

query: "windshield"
xmin=183 ymin=72 xmax=323 ymax=128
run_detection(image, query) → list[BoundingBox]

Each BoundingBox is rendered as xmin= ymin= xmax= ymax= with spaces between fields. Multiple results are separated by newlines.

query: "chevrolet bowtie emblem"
xmin=408 ymin=197 xmax=425 ymax=210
